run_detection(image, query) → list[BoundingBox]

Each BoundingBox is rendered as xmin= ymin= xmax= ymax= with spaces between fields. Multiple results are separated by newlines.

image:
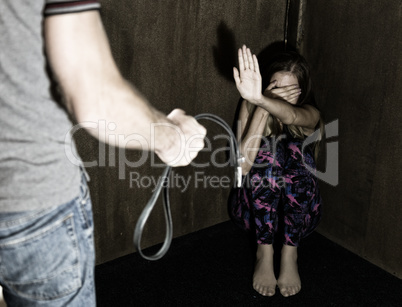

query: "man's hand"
xmin=155 ymin=109 xmax=207 ymax=167
xmin=233 ymin=45 xmax=262 ymax=104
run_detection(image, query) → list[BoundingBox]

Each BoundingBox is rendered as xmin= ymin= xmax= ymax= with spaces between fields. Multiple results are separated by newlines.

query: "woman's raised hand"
xmin=233 ymin=45 xmax=262 ymax=104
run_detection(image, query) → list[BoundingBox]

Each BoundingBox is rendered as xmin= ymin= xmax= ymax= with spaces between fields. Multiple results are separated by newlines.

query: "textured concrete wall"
xmin=76 ymin=0 xmax=287 ymax=264
xmin=302 ymin=1 xmax=402 ymax=278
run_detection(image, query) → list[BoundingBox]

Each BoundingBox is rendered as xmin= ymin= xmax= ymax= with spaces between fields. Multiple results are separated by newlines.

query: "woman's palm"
xmin=233 ymin=45 xmax=262 ymax=103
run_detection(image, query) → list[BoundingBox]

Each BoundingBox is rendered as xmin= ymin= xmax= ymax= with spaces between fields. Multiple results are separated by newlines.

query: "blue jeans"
xmin=0 ymin=172 xmax=96 ymax=306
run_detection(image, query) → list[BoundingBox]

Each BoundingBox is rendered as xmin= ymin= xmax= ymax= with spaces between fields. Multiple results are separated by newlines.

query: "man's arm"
xmin=44 ymin=10 xmax=206 ymax=166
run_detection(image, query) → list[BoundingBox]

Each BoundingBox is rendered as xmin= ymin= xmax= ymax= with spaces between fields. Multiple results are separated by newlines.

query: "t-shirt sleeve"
xmin=44 ymin=0 xmax=101 ymax=17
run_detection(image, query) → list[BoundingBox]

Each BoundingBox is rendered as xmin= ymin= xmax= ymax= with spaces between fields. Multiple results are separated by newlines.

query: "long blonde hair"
xmin=250 ymin=51 xmax=323 ymax=160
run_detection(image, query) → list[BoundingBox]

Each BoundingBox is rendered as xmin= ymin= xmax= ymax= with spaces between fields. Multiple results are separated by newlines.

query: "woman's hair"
xmin=246 ymin=51 xmax=323 ymax=159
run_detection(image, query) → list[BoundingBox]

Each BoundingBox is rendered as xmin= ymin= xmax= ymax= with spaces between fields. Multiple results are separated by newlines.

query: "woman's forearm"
xmin=252 ymin=94 xmax=319 ymax=129
xmin=252 ymin=95 xmax=296 ymax=126
xmin=239 ymin=107 xmax=269 ymax=175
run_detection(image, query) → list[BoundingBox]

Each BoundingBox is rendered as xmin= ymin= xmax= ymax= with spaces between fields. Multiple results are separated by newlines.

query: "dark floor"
xmin=95 ymin=221 xmax=402 ymax=306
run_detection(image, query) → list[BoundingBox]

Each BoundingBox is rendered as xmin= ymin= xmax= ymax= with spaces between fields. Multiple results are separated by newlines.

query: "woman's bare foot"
xmin=277 ymin=245 xmax=301 ymax=297
xmin=253 ymin=244 xmax=277 ymax=296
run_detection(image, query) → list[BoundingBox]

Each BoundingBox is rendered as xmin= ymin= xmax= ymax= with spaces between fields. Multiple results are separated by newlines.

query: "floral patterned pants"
xmin=230 ymin=136 xmax=322 ymax=247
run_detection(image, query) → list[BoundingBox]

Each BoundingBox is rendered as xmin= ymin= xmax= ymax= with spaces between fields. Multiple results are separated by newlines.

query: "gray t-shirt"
xmin=0 ymin=1 xmax=99 ymax=212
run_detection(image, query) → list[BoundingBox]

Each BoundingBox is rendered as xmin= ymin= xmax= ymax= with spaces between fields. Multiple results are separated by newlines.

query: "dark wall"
xmin=76 ymin=0 xmax=287 ymax=264
xmin=77 ymin=0 xmax=402 ymax=279
xmin=302 ymin=1 xmax=402 ymax=278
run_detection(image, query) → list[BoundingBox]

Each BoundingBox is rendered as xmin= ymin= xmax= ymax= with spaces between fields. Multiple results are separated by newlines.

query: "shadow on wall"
xmin=211 ymin=22 xmax=293 ymax=86
xmin=212 ymin=21 xmax=237 ymax=83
